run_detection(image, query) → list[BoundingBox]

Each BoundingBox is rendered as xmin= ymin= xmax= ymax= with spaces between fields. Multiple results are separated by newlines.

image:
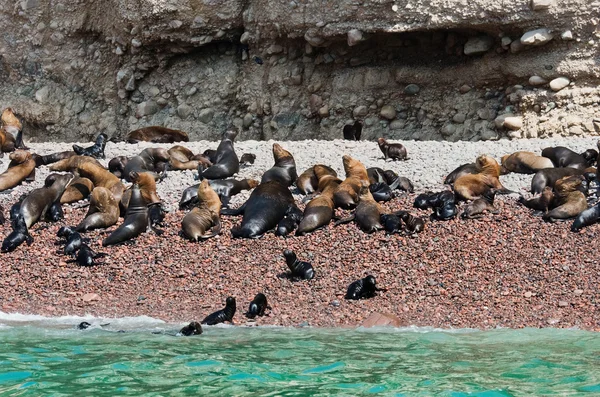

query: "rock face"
xmin=0 ymin=0 xmax=599 ymax=142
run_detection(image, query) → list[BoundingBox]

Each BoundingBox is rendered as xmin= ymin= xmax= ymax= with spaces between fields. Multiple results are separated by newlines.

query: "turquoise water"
xmin=1 ymin=316 xmax=600 ymax=396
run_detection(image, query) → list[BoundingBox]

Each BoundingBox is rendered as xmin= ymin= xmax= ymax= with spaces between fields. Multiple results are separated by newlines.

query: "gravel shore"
xmin=0 ymin=137 xmax=599 ymax=330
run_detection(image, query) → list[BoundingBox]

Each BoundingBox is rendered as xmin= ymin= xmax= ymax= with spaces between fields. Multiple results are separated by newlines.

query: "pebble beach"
xmin=0 ymin=137 xmax=599 ymax=330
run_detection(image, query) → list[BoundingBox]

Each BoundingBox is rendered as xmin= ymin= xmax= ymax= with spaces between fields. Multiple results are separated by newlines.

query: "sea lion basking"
xmin=102 ymin=183 xmax=148 ymax=246
xmin=543 ymin=175 xmax=588 ymax=222
xmin=500 ymin=151 xmax=554 ymax=175
xmin=181 ymin=179 xmax=222 ymax=241
xmin=453 ymin=155 xmax=506 ymax=201
xmin=0 ymin=151 xmax=36 ymax=192
xmin=200 ymin=131 xmax=239 ymax=180
xmin=333 ymin=155 xmax=370 ymax=209
xmin=19 ymin=173 xmax=73 ymax=229
xmin=127 ymin=126 xmax=189 ymax=143
xmin=260 ymin=143 xmax=298 ymax=187
xmin=76 ymin=187 xmax=120 ymax=232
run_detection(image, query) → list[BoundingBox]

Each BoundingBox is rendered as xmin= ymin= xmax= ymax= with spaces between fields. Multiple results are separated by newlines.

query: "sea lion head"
xmin=46 ymin=173 xmax=74 ymax=190
xmin=377 ymin=138 xmax=388 ymax=149
xmin=223 ymin=130 xmax=238 ymax=142
xmin=555 ymin=175 xmax=584 ymax=195
xmin=134 ymin=172 xmax=161 ymax=204
xmin=1 ymin=108 xmax=22 ymax=130
xmin=9 ymin=150 xmax=31 ymax=163
xmin=225 ymin=296 xmax=236 ymax=308
xmin=365 ymin=275 xmax=376 ymax=286
xmin=245 ymin=179 xmax=260 ymax=189
xmin=197 ymin=179 xmax=221 ymax=213
xmin=179 ymin=321 xmax=203 ymax=336
xmin=475 ymin=155 xmax=500 ymax=176
xmin=283 ymin=249 xmax=296 ymax=264
xmin=272 ymin=143 xmax=294 ymax=165
xmin=342 ymin=155 xmax=366 ymax=177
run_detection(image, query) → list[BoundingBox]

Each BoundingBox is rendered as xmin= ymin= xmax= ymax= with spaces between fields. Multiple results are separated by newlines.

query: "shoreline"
xmin=1 ymin=137 xmax=599 ymax=331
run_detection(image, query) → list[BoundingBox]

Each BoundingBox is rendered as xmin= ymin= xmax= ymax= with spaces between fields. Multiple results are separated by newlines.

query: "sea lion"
xmin=148 ymin=203 xmax=166 ymax=231
xmin=224 ymin=181 xmax=297 ymax=239
xmin=378 ymin=138 xmax=407 ymax=161
xmin=1 ymin=214 xmax=33 ymax=253
xmin=530 ymin=167 xmax=583 ymax=195
xmin=345 ymin=275 xmax=382 ymax=300
xmin=200 ymin=131 xmax=240 ymax=180
xmin=380 ymin=213 xmax=402 ymax=234
xmin=453 ymin=155 xmax=507 ymax=201
xmin=51 ymin=159 xmax=124 ymax=203
xmin=57 ymin=226 xmax=86 ymax=256
xmin=500 ymin=151 xmax=555 ymax=175
xmin=60 ymin=177 xmax=94 ymax=204
xmin=201 ymin=297 xmax=236 ymax=325
xmin=444 ymin=163 xmax=478 ymax=185
xmin=430 ymin=191 xmax=458 ymax=220
xmin=0 ymin=151 xmax=36 ymax=192
xmin=178 ymin=322 xmax=203 ymax=336
xmin=123 ymin=148 xmax=171 ymax=181
xmin=283 ymin=249 xmax=315 ymax=280
xmin=48 ymin=155 xmax=104 ymax=171
xmin=168 ymin=145 xmax=195 ymax=162
xmin=20 ymin=173 xmax=73 ymax=229
xmin=382 ymin=170 xmax=414 ymax=193
xmin=73 ymin=133 xmax=108 ymax=159
xmin=168 ymin=145 xmax=210 ymax=171
xmin=275 ymin=217 xmax=298 ymax=236
xmin=33 ymin=151 xmax=77 ymax=167
xmin=541 ymin=146 xmax=588 ymax=169
xmin=261 ymin=143 xmax=298 ymax=187
xmin=398 ymin=211 xmax=425 ymax=234
xmin=70 ymin=244 xmax=106 ymax=266
xmin=102 ymin=184 xmax=149 ymax=246
xmin=296 ymin=166 xmax=342 ymax=235
xmin=179 ymin=178 xmax=259 ymax=210
xmin=343 ymin=120 xmax=362 ymax=140
xmin=77 ymin=322 xmax=91 ymax=330
xmin=76 ymin=187 xmax=120 ymax=232
xmin=519 ymin=187 xmax=554 ymax=213
xmin=296 ymin=165 xmax=337 ymax=195
xmin=336 ymin=185 xmax=385 ymax=233
xmin=461 ymin=190 xmax=499 ymax=219
xmin=571 ymin=202 xmax=600 ymax=232
xmin=108 ymin=156 xmax=129 ymax=179
xmin=127 ymin=126 xmax=189 ymax=143
xmin=543 ymin=175 xmax=588 ymax=222
xmin=245 ymin=293 xmax=269 ymax=319
xmin=47 ymin=202 xmax=64 ymax=222
xmin=0 ymin=108 xmax=26 ymax=152
xmin=333 ymin=155 xmax=370 ymax=209
xmin=239 ymin=153 xmax=256 ymax=166
xmin=369 ymin=176 xmax=403 ymax=202
xmin=120 ymin=171 xmax=161 ymax=210
xmin=203 ymin=149 xmax=218 ymax=164
xmin=181 ymin=180 xmax=222 ymax=241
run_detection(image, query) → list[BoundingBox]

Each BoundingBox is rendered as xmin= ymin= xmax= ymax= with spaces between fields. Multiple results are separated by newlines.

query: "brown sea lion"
xmin=461 ymin=190 xmax=499 ymax=219
xmin=123 ymin=148 xmax=170 ymax=181
xmin=120 ymin=171 xmax=161 ymax=211
xmin=102 ymin=184 xmax=149 ymax=246
xmin=453 ymin=155 xmax=507 ymax=201
xmin=336 ymin=185 xmax=385 ymax=233
xmin=0 ymin=151 xmax=36 ymax=192
xmin=333 ymin=155 xmax=370 ymax=209
xmin=222 ymin=180 xmax=297 ymax=239
xmin=541 ymin=146 xmax=587 ymax=169
xmin=378 ymin=138 xmax=407 ymax=161
xmin=51 ymin=159 xmax=124 ymax=203
xmin=296 ymin=169 xmax=342 ymax=235
xmin=200 ymin=131 xmax=239 ymax=180
xmin=343 ymin=120 xmax=362 ymax=140
xmin=179 ymin=178 xmax=259 ymax=210
xmin=48 ymin=155 xmax=104 ymax=171
xmin=168 ymin=145 xmax=195 ymax=162
xmin=0 ymin=108 xmax=24 ymax=152
xmin=60 ymin=177 xmax=94 ymax=204
xmin=543 ymin=175 xmax=588 ymax=222
xmin=296 ymin=165 xmax=337 ymax=195
xmin=530 ymin=167 xmax=582 ymax=195
xmin=76 ymin=187 xmax=120 ymax=232
xmin=519 ymin=187 xmax=554 ymax=213
xmin=127 ymin=126 xmax=189 ymax=143
xmin=167 ymin=145 xmax=210 ymax=171
xmin=500 ymin=151 xmax=554 ymax=175
xmin=20 ymin=173 xmax=73 ymax=229
xmin=261 ymin=143 xmax=298 ymax=187
xmin=444 ymin=163 xmax=478 ymax=185
xmin=108 ymin=156 xmax=129 ymax=179
xmin=181 ymin=180 xmax=222 ymax=241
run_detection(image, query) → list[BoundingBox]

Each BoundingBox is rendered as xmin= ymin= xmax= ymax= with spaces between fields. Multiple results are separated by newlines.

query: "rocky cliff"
xmin=1 ymin=0 xmax=599 ymax=142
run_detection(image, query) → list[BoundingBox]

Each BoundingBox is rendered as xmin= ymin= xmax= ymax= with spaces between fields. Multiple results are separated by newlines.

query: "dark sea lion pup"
xmin=345 ymin=275 xmax=385 ymax=300
xmin=461 ymin=190 xmax=499 ymax=219
xmin=572 ymin=202 xmax=600 ymax=232
xmin=1 ymin=213 xmax=33 ymax=253
xmin=343 ymin=120 xmax=362 ymax=140
xmin=397 ymin=211 xmax=425 ymax=234
xmin=380 ymin=213 xmax=402 ymax=234
xmin=57 ymin=226 xmax=86 ymax=256
xmin=73 ymin=133 xmax=108 ymax=159
xmin=519 ymin=187 xmax=554 ymax=214
xmin=102 ymin=183 xmax=149 ymax=246
xmin=283 ymin=249 xmax=315 ymax=280
xmin=239 ymin=153 xmax=256 ymax=166
xmin=69 ymin=244 xmax=107 ymax=266
xmin=77 ymin=322 xmax=92 ymax=330
xmin=378 ymin=138 xmax=407 ymax=161
xmin=245 ymin=293 xmax=269 ymax=319
xmin=178 ymin=322 xmax=203 ymax=336
xmin=201 ymin=297 xmax=236 ymax=326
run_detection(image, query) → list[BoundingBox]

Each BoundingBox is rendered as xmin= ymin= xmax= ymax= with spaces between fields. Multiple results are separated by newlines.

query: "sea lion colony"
xmin=1 ymin=109 xmax=600 ymax=332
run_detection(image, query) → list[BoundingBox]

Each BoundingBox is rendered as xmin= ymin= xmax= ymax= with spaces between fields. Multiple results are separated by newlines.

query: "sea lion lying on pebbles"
xmin=69 ymin=244 xmax=107 ymax=266
xmin=378 ymin=138 xmax=407 ymax=161
xmin=73 ymin=133 xmax=108 ymax=159
xmin=283 ymin=249 xmax=315 ymax=280
xmin=335 ymin=185 xmax=385 ymax=233
xmin=0 ymin=151 xmax=36 ymax=192
xmin=120 ymin=171 xmax=161 ymax=211
xmin=453 ymin=155 xmax=507 ymax=201
xmin=127 ymin=126 xmax=189 ymax=143
xmin=20 ymin=173 xmax=73 ymax=229
xmin=296 ymin=164 xmax=337 ymax=195
xmin=57 ymin=226 xmax=86 ymax=256
xmin=334 ymin=155 xmax=370 ymax=209
xmin=296 ymin=166 xmax=342 ymax=235
xmin=500 ymin=151 xmax=554 ymax=175
xmin=108 ymin=156 xmax=129 ymax=179
xmin=571 ymin=202 xmax=600 ymax=232
xmin=181 ymin=180 xmax=222 ymax=241
xmin=60 ymin=177 xmax=94 ymax=204
xmin=396 ymin=211 xmax=425 ymax=234
xmin=542 ymin=146 xmax=588 ymax=169
xmin=123 ymin=148 xmax=170 ymax=182
xmin=179 ymin=178 xmax=259 ymax=210
xmin=530 ymin=167 xmax=583 ymax=195
xmin=76 ymin=187 xmax=120 ymax=232
xmin=201 ymin=297 xmax=236 ymax=325
xmin=444 ymin=163 xmax=478 ymax=185
xmin=543 ymin=175 xmax=588 ymax=222
xmin=519 ymin=187 xmax=554 ymax=214
xmin=461 ymin=190 xmax=499 ymax=219
xmin=0 ymin=108 xmax=27 ymax=152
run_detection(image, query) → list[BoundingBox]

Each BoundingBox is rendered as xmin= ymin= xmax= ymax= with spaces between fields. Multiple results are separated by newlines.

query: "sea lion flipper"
xmin=334 ymin=215 xmax=355 ymax=226
xmin=221 ymin=202 xmax=246 ymax=216
xmin=200 ymin=217 xmax=222 ymax=239
xmin=220 ymin=195 xmax=231 ymax=208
